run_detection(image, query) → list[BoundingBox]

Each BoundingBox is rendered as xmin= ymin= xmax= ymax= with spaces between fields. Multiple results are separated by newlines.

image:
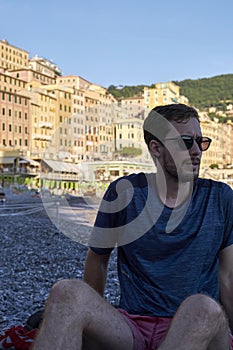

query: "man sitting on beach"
xmin=32 ymin=104 xmax=233 ymax=350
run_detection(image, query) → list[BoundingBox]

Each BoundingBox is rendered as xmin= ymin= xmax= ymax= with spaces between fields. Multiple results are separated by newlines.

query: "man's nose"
xmin=190 ymin=139 xmax=202 ymax=155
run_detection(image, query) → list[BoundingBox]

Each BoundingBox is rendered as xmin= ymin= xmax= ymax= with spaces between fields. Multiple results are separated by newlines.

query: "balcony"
xmin=33 ymin=134 xmax=51 ymax=141
xmin=39 ymin=121 xmax=53 ymax=129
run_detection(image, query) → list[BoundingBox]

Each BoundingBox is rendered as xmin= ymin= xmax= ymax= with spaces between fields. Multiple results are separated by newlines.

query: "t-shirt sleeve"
xmin=89 ymin=179 xmax=126 ymax=253
xmin=221 ymin=183 xmax=233 ymax=249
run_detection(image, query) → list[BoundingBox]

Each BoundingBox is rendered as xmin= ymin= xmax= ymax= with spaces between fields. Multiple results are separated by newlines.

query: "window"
xmin=2 ymin=123 xmax=5 ymax=131
xmin=2 ymin=108 xmax=5 ymax=115
xmin=9 ymin=124 xmax=12 ymax=132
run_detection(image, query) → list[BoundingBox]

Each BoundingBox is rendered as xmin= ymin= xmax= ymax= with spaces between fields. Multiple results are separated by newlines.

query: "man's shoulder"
xmin=197 ymin=177 xmax=229 ymax=189
xmin=196 ymin=178 xmax=233 ymax=199
xmin=110 ymin=172 xmax=155 ymax=189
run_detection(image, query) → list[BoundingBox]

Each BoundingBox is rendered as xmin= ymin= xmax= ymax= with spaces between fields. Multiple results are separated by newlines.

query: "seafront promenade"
xmin=0 ymin=190 xmax=119 ymax=330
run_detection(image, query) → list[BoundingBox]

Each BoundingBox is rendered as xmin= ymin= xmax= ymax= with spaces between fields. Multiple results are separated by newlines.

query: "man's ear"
xmin=149 ymin=140 xmax=162 ymax=158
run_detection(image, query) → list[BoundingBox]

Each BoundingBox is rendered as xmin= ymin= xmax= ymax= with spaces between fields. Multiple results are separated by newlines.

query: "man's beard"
xmin=164 ymin=161 xmax=199 ymax=183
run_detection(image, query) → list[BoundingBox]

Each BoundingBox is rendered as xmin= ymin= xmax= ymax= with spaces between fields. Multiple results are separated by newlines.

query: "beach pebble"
xmin=0 ymin=194 xmax=120 ymax=330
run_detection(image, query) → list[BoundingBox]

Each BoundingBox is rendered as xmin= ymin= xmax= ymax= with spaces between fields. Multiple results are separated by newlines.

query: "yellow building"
xmin=0 ymin=39 xmax=29 ymax=71
xmin=143 ymin=81 xmax=189 ymax=117
xmin=71 ymin=89 xmax=85 ymax=162
xmin=41 ymin=84 xmax=73 ymax=160
xmin=56 ymin=77 xmax=87 ymax=162
xmin=114 ymin=117 xmax=150 ymax=162
xmin=199 ymin=112 xmax=232 ymax=169
xmin=83 ymin=83 xmax=117 ymax=160
xmin=22 ymin=82 xmax=57 ymax=159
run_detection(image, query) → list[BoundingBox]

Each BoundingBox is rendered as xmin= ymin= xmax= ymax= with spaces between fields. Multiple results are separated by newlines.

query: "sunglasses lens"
xmin=200 ymin=138 xmax=211 ymax=151
xmin=181 ymin=137 xmax=193 ymax=150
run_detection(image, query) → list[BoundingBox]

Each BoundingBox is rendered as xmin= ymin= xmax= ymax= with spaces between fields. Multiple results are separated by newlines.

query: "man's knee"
xmin=49 ymin=279 xmax=90 ymax=304
xmin=181 ymin=294 xmax=226 ymax=328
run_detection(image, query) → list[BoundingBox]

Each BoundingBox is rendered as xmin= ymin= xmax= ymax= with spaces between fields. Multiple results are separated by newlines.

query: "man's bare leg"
xmin=31 ymin=279 xmax=134 ymax=350
xmin=158 ymin=294 xmax=230 ymax=350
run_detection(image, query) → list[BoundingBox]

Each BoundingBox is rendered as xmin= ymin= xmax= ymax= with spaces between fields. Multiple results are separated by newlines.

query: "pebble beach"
xmin=0 ymin=189 xmax=120 ymax=331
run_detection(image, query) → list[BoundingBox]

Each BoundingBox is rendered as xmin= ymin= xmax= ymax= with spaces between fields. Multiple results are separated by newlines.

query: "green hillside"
xmin=176 ymin=74 xmax=233 ymax=109
xmin=107 ymin=74 xmax=233 ymax=110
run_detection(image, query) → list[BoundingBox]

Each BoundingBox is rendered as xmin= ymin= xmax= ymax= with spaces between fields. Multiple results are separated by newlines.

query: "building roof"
xmin=42 ymin=159 xmax=79 ymax=173
xmin=0 ymin=157 xmax=16 ymax=164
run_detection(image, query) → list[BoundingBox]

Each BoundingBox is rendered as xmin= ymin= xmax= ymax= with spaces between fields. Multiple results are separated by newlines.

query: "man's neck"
xmin=155 ymin=173 xmax=193 ymax=209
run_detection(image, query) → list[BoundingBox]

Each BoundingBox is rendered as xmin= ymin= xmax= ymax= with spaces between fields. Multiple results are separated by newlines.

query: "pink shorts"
xmin=118 ymin=309 xmax=233 ymax=350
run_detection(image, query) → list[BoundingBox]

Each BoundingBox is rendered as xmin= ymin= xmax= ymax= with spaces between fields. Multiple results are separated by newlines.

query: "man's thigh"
xmin=81 ymin=302 xmax=134 ymax=350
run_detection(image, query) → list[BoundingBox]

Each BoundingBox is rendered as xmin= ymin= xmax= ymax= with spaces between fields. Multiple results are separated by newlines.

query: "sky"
xmin=0 ymin=0 xmax=233 ymax=88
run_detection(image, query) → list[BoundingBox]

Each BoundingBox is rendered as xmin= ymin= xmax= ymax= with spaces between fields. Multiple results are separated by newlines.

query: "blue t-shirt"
xmin=90 ymin=173 xmax=233 ymax=317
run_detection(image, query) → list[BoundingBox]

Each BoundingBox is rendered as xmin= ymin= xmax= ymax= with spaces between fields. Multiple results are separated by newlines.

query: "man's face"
xmin=158 ymin=118 xmax=202 ymax=182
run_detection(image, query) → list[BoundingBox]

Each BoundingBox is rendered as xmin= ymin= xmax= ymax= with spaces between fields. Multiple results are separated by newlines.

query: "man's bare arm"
xmin=219 ymin=244 xmax=233 ymax=333
xmin=84 ymin=248 xmax=111 ymax=296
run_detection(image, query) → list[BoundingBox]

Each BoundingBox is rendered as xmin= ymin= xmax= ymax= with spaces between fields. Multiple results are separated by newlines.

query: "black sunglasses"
xmin=164 ymin=135 xmax=212 ymax=151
